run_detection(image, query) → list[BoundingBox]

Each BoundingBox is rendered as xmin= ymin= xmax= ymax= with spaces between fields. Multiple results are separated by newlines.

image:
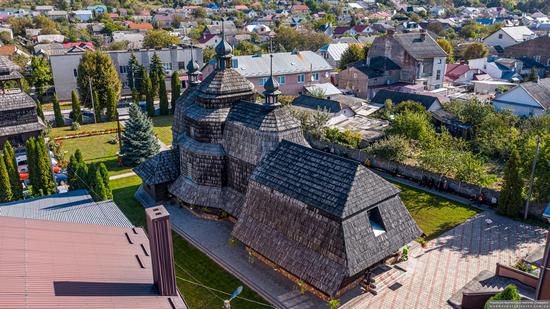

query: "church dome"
xmin=186 ymin=58 xmax=200 ymax=73
xmin=215 ymin=39 xmax=233 ymax=56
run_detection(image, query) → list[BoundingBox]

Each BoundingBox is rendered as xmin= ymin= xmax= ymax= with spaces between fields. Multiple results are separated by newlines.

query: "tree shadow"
xmin=54 ymin=281 xmax=158 ymax=296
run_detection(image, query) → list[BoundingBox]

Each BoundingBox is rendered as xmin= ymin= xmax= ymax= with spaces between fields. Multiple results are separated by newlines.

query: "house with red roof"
xmin=234 ymin=4 xmax=248 ymax=10
xmin=445 ymin=62 xmax=480 ymax=85
xmin=291 ymin=4 xmax=309 ymax=15
xmin=124 ymin=20 xmax=154 ymax=31
xmin=63 ymin=41 xmax=95 ymax=50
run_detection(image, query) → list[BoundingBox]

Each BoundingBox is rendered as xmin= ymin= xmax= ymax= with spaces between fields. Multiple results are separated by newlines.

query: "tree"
xmin=76 ymin=50 xmax=121 ymax=110
xmin=36 ymin=100 xmax=45 ymax=121
xmin=25 ymin=138 xmax=40 ymax=195
xmin=273 ymin=26 xmax=331 ymax=53
xmin=159 ymin=77 xmax=169 ymax=116
xmin=171 ymin=71 xmax=181 ymax=113
xmin=484 ymin=284 xmax=520 ymax=309
xmin=366 ymin=135 xmax=412 ymax=163
xmin=3 ymin=141 xmax=22 ymax=200
xmin=143 ymin=30 xmax=180 ymax=49
xmin=497 ymin=147 xmax=523 ymax=217
xmin=233 ymin=41 xmax=262 ymax=56
xmin=52 ymin=94 xmax=64 ymax=127
xmin=92 ymin=90 xmax=101 ymax=122
xmin=0 ymin=150 xmax=13 ymax=202
xmin=193 ymin=7 xmax=207 ymax=18
xmin=67 ymin=149 xmax=88 ymax=191
xmin=98 ymin=163 xmax=112 ymax=199
xmin=71 ymin=90 xmax=82 ymax=124
xmin=203 ymin=46 xmax=216 ymax=63
xmin=436 ymin=37 xmax=454 ymax=63
xmin=35 ymin=137 xmax=56 ymax=196
xmin=28 ymin=56 xmax=53 ymax=99
xmin=394 ymin=100 xmax=428 ymax=115
xmin=339 ymin=44 xmax=366 ymax=69
xmin=150 ymin=53 xmax=163 ymax=98
xmin=127 ymin=53 xmax=139 ymax=91
xmin=389 ymin=110 xmax=435 ymax=144
xmin=120 ymin=103 xmax=160 ymax=167
xmin=90 ymin=166 xmax=108 ymax=201
xmin=138 ymin=65 xmax=148 ymax=98
xmin=144 ymin=72 xmax=155 ymax=117
xmin=105 ymin=86 xmax=117 ymax=121
xmin=462 ymin=42 xmax=489 ymax=60
xmin=527 ymin=68 xmax=538 ymax=81
xmin=327 ymin=299 xmax=340 ymax=309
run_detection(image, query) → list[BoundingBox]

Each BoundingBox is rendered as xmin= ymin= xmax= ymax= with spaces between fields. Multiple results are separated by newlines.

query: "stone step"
xmin=366 ymin=265 xmax=407 ymax=296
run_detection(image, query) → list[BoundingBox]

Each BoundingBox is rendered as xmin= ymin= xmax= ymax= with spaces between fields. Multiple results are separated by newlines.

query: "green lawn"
xmin=110 ymin=176 xmax=268 ymax=309
xmin=49 ymin=121 xmax=119 ymax=138
xmin=42 ymin=101 xmax=72 ymax=111
xmin=394 ymin=182 xmax=481 ymax=239
xmin=59 ymin=133 xmax=131 ymax=176
xmin=152 ymin=115 xmax=173 ymax=145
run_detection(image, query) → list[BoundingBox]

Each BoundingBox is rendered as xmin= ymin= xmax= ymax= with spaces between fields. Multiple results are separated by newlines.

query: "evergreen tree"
xmin=35 ymin=137 xmax=56 ymax=196
xmin=74 ymin=148 xmax=84 ymax=163
xmin=132 ymin=88 xmax=139 ymax=104
xmin=67 ymin=153 xmax=78 ymax=190
xmin=98 ymin=163 xmax=112 ymax=199
xmin=498 ymin=147 xmax=523 ymax=217
xmin=120 ymin=103 xmax=160 ymax=167
xmin=159 ymin=77 xmax=169 ymax=115
xmin=136 ymin=65 xmax=145 ymax=97
xmin=106 ymin=86 xmax=117 ymax=121
xmin=127 ymin=53 xmax=139 ymax=90
xmin=71 ymin=90 xmax=82 ymax=124
xmin=36 ymin=100 xmax=45 ymax=121
xmin=0 ymin=151 xmax=12 ymax=202
xmin=76 ymin=50 xmax=122 ymax=109
xmin=91 ymin=169 xmax=108 ymax=201
xmin=170 ymin=71 xmax=180 ymax=113
xmin=25 ymin=138 xmax=41 ymax=196
xmin=3 ymin=141 xmax=22 ymax=200
xmin=150 ymin=53 xmax=163 ymax=98
xmin=144 ymin=72 xmax=155 ymax=117
xmin=92 ymin=90 xmax=101 ymax=122
xmin=52 ymin=94 xmax=64 ymax=127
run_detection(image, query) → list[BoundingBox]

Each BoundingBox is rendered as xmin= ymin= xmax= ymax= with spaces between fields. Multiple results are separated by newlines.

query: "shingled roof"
xmin=0 ymin=56 xmax=22 ymax=80
xmin=226 ymin=101 xmax=302 ymax=133
xmin=520 ymin=78 xmax=550 ymax=109
xmin=393 ymin=32 xmax=447 ymax=60
xmin=249 ymin=140 xmax=400 ymax=218
xmin=196 ymin=68 xmax=254 ymax=98
xmin=133 ymin=149 xmax=179 ymax=185
xmin=0 ymin=91 xmax=38 ymax=110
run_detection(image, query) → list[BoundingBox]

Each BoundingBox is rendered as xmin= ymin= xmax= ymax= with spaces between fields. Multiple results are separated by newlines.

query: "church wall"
xmin=180 ymin=149 xmax=226 ymax=187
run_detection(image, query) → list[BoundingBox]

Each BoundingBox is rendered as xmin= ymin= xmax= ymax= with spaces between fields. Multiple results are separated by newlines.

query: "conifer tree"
xmin=36 ymin=100 xmax=45 ymax=121
xmin=92 ymin=90 xmax=101 ymax=122
xmin=67 ymin=153 xmax=78 ymax=190
xmin=52 ymin=94 xmax=64 ymax=127
xmin=498 ymin=147 xmax=523 ymax=217
xmin=71 ymin=90 xmax=82 ymax=124
xmin=144 ymin=72 xmax=155 ymax=117
xmin=106 ymin=86 xmax=117 ymax=121
xmin=0 ymin=150 xmax=13 ymax=202
xmin=127 ymin=53 xmax=139 ymax=90
xmin=138 ymin=65 xmax=147 ymax=98
xmin=92 ymin=169 xmax=107 ymax=201
xmin=170 ymin=71 xmax=180 ymax=113
xmin=74 ymin=148 xmax=84 ymax=164
xmin=159 ymin=77 xmax=169 ymax=115
xmin=3 ymin=141 xmax=22 ymax=200
xmin=150 ymin=53 xmax=163 ymax=98
xmin=132 ymin=88 xmax=139 ymax=104
xmin=120 ymin=103 xmax=160 ymax=167
xmin=98 ymin=163 xmax=112 ymax=199
xmin=25 ymin=138 xmax=41 ymax=196
xmin=36 ymin=137 xmax=56 ymax=196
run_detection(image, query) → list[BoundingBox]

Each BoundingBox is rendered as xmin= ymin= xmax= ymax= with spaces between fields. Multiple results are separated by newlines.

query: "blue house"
xmin=86 ymin=4 xmax=107 ymax=15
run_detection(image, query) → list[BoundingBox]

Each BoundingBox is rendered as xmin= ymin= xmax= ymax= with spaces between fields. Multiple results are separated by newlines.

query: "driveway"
xmin=342 ymin=211 xmax=547 ymax=308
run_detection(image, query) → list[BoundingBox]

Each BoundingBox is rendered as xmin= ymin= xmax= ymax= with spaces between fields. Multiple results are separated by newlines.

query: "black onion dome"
xmin=215 ymin=38 xmax=233 ymax=56
xmin=264 ymin=75 xmax=279 ymax=92
xmin=186 ymin=58 xmax=200 ymax=72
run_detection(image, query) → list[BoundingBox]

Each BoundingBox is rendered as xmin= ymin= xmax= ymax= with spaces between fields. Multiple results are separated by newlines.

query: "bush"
xmin=323 ymin=127 xmax=362 ymax=149
xmin=70 ymin=122 xmax=81 ymax=131
xmin=484 ymin=284 xmax=520 ymax=309
xmin=365 ymin=135 xmax=411 ymax=163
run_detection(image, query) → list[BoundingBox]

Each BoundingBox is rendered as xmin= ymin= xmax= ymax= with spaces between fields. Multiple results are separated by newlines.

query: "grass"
xmin=394 ymin=182 xmax=481 ymax=240
xmin=42 ymin=101 xmax=72 ymax=111
xmin=59 ymin=133 xmax=131 ymax=176
xmin=48 ymin=121 xmax=119 ymax=138
xmin=110 ymin=176 xmax=269 ymax=309
xmin=152 ymin=115 xmax=173 ymax=145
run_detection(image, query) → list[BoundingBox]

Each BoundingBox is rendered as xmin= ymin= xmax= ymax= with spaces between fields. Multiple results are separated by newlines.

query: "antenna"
xmin=221 ymin=18 xmax=225 ymax=40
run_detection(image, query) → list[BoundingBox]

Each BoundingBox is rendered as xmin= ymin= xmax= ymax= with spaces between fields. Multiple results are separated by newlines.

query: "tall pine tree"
xmin=36 ymin=99 xmax=45 ymax=121
xmin=36 ymin=137 xmax=56 ymax=196
xmin=127 ymin=53 xmax=139 ymax=90
xmin=52 ymin=94 xmax=64 ymax=127
xmin=91 ymin=169 xmax=108 ymax=201
xmin=150 ymin=53 xmax=163 ymax=98
xmin=137 ymin=65 xmax=147 ymax=98
xmin=170 ymin=71 xmax=180 ymax=113
xmin=98 ymin=163 xmax=112 ymax=199
xmin=3 ymin=141 xmax=22 ymax=200
xmin=0 ymin=150 xmax=13 ymax=202
xmin=144 ymin=72 xmax=155 ymax=117
xmin=120 ymin=103 xmax=160 ymax=167
xmin=71 ymin=90 xmax=82 ymax=124
xmin=159 ymin=77 xmax=169 ymax=116
xmin=106 ymin=86 xmax=117 ymax=121
xmin=25 ymin=138 xmax=41 ymax=196
xmin=498 ymin=147 xmax=523 ymax=217
xmin=92 ymin=90 xmax=101 ymax=122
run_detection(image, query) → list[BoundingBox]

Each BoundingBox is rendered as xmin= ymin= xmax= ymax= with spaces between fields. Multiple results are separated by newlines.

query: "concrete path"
xmin=109 ymin=171 xmax=136 ymax=180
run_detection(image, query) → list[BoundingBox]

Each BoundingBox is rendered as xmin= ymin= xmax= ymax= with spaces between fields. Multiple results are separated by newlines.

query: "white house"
xmin=317 ymin=43 xmax=349 ymax=68
xmin=492 ymin=78 xmax=550 ymax=116
xmin=483 ymin=26 xmax=536 ymax=49
xmin=72 ymin=10 xmax=93 ymax=22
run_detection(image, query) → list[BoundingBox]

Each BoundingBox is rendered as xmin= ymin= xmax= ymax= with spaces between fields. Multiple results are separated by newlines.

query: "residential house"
xmin=124 ymin=21 xmax=154 ymax=31
xmin=198 ymin=33 xmax=222 ymax=48
xmin=35 ymin=34 xmax=65 ymax=43
xmin=86 ymin=4 xmax=107 ymax=15
xmin=492 ymin=78 xmax=550 ymax=116
xmin=503 ymin=35 xmax=550 ymax=68
xmin=34 ymin=6 xmax=54 ymax=14
xmin=153 ymin=14 xmax=174 ymax=28
xmin=317 ymin=43 xmax=349 ymax=68
xmin=112 ymin=31 xmax=145 ymax=49
xmin=483 ymin=26 xmax=536 ymax=49
xmin=337 ymin=56 xmax=402 ymax=99
xmin=367 ymin=30 xmax=448 ymax=90
xmin=46 ymin=10 xmax=68 ymax=20
xmin=468 ymin=57 xmax=523 ymax=81
xmin=445 ymin=62 xmax=481 ymax=85
xmin=50 ymin=46 xmax=203 ymax=100
xmin=371 ymin=89 xmax=443 ymax=111
xmin=202 ymin=51 xmax=333 ymax=96
xmin=72 ymin=10 xmax=93 ymax=22
xmin=290 ymin=4 xmax=309 ymax=15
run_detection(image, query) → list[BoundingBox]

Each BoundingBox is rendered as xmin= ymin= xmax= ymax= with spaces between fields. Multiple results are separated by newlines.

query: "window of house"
xmin=368 ymin=207 xmax=386 ymax=236
xmin=73 ymin=68 xmax=78 ymax=77
xmin=312 ymin=72 xmax=319 ymax=81
xmin=178 ymin=61 xmax=186 ymax=69
xmin=297 ymin=73 xmax=305 ymax=83
xmin=436 ymin=69 xmax=441 ymax=80
xmin=189 ymin=126 xmax=195 ymax=138
xmin=278 ymin=76 xmax=286 ymax=85
xmin=535 ymin=55 xmax=541 ymax=62
xmin=119 ymin=65 xmax=128 ymax=74
xmin=353 ymin=73 xmax=357 ymax=79
xmin=259 ymin=77 xmax=268 ymax=86
xmin=162 ymin=63 xmax=172 ymax=72
xmin=498 ymin=33 xmax=503 ymax=39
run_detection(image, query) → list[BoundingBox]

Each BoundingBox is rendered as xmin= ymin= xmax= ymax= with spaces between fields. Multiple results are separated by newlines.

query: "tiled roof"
xmin=500 ymin=26 xmax=534 ymax=41
xmin=250 ymin=140 xmax=401 ymax=218
xmin=133 ymin=149 xmax=179 ymax=185
xmin=0 ymin=189 xmax=133 ymax=227
xmin=393 ymin=32 xmax=447 ymax=59
xmin=445 ymin=63 xmax=471 ymax=81
xmin=0 ymin=56 xmax=22 ymax=80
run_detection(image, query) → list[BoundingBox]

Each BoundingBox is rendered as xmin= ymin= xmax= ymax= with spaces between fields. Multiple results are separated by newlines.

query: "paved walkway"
xmin=109 ymin=171 xmax=136 ymax=180
xmin=342 ymin=210 xmax=547 ymax=309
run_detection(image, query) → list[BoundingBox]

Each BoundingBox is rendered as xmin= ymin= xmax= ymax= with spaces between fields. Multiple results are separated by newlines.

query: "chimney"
xmin=420 ymin=28 xmax=426 ymax=41
xmin=146 ymin=206 xmax=178 ymax=296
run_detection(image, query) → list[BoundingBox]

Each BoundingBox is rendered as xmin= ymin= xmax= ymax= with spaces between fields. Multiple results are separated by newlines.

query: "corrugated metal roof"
xmin=232 ymin=51 xmax=333 ymax=77
xmin=0 ymin=190 xmax=134 ymax=228
xmin=318 ymin=43 xmax=349 ymax=62
xmin=0 ymin=215 xmax=187 ymax=309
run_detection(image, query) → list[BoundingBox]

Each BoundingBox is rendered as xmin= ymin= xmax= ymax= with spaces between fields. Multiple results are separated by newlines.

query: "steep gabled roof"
xmin=133 ymin=149 xmax=179 ymax=185
xmin=227 ymin=101 xmax=301 ymax=133
xmin=371 ymin=89 xmax=441 ymax=110
xmin=520 ymin=78 xmax=550 ymax=109
xmin=250 ymin=140 xmax=400 ymax=218
xmin=393 ymin=32 xmax=447 ymax=59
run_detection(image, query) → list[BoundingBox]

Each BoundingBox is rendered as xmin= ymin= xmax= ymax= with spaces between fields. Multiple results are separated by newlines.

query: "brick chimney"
xmin=146 ymin=206 xmax=178 ymax=296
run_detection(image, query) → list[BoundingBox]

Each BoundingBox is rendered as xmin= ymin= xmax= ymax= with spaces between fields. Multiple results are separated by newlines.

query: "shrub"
xmin=484 ymin=284 xmax=520 ymax=309
xmin=365 ymin=135 xmax=412 ymax=163
xmin=70 ymin=122 xmax=81 ymax=131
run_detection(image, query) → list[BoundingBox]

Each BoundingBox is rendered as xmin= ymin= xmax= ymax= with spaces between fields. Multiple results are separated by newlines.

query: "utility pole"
xmin=524 ymin=135 xmax=541 ymax=220
xmin=116 ymin=111 xmax=122 ymax=152
xmin=88 ymin=77 xmax=97 ymax=124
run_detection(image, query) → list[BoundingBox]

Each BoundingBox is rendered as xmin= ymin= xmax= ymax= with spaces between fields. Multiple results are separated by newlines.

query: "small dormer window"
xmin=369 ymin=207 xmax=386 ymax=236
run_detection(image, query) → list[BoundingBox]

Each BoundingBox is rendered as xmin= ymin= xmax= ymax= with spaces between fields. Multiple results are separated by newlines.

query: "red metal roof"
xmin=0 ymin=216 xmax=187 ymax=309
